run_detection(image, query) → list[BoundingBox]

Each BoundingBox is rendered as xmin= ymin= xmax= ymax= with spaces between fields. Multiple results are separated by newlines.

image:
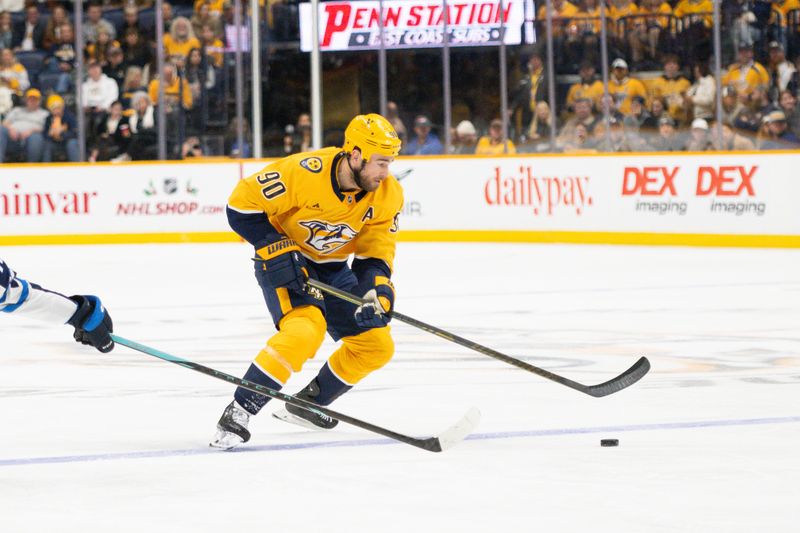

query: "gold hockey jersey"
xmin=227 ymin=147 xmax=404 ymax=271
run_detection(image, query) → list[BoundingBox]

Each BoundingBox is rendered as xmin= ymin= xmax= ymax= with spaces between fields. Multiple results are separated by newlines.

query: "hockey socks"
xmin=312 ymin=362 xmax=353 ymax=405
xmin=234 ymin=363 xmax=283 ymax=415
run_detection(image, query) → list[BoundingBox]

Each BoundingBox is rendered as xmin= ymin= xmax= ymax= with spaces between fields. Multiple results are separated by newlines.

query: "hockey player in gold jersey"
xmin=211 ymin=114 xmax=403 ymax=449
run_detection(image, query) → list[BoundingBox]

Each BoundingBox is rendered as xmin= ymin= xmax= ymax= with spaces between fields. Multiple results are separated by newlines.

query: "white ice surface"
xmin=1 ymin=242 xmax=799 ymax=532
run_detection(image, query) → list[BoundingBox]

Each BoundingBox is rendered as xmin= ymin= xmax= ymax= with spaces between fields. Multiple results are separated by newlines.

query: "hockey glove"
xmin=67 ymin=295 xmax=114 ymax=353
xmin=257 ymin=238 xmax=308 ymax=292
xmin=354 ymin=277 xmax=395 ymax=329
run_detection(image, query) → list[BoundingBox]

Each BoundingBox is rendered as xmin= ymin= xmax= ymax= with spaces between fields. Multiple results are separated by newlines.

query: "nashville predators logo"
xmin=299 ymin=220 xmax=357 ymax=254
xmin=300 ymin=157 xmax=323 ymax=173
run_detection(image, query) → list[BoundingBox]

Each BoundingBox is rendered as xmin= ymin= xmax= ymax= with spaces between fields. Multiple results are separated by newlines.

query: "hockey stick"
xmin=307 ymin=279 xmax=650 ymax=398
xmin=110 ymin=334 xmax=480 ymax=453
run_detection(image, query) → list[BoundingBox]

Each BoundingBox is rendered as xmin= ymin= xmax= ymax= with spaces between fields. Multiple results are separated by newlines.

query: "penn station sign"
xmin=299 ymin=0 xmax=535 ymax=52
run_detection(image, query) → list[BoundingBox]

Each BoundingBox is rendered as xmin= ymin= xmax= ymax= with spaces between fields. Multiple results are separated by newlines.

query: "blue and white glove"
xmin=354 ymin=277 xmax=394 ymax=329
xmin=67 ymin=295 xmax=114 ymax=353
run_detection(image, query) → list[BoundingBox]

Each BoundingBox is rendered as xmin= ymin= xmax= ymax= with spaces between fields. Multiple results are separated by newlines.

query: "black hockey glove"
xmin=67 ymin=295 xmax=115 ymax=353
xmin=354 ymin=276 xmax=395 ymax=329
xmin=257 ymin=238 xmax=308 ymax=292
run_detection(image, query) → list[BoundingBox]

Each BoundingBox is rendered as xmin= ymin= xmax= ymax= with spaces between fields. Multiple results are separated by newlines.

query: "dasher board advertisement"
xmin=299 ymin=0 xmax=535 ymax=52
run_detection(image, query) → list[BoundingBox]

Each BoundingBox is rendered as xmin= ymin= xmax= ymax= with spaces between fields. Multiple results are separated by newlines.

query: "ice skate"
xmin=273 ymin=379 xmax=339 ymax=430
xmin=210 ymin=401 xmax=251 ymax=449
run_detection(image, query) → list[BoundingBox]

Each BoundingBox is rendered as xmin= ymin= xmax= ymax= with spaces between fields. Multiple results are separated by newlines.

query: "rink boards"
xmin=1 ymin=151 xmax=799 ymax=247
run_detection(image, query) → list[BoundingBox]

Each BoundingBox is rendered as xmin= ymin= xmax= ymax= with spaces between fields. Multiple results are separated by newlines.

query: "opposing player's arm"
xmin=1 ymin=260 xmax=114 ymax=352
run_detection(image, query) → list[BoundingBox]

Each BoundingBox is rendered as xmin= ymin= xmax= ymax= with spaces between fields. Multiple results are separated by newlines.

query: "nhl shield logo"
xmin=300 ymin=157 xmax=323 ymax=173
xmin=163 ymin=178 xmax=178 ymax=195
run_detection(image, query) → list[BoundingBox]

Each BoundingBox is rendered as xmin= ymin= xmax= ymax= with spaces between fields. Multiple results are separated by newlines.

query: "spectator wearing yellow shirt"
xmin=650 ymin=55 xmax=691 ymax=121
xmin=164 ymin=17 xmax=202 ymax=63
xmin=565 ymin=61 xmax=604 ymax=112
xmin=630 ymin=0 xmax=673 ymax=64
xmin=673 ymin=0 xmax=713 ymax=28
xmin=0 ymin=48 xmax=30 ymax=97
xmin=476 ymin=118 xmax=517 ymax=155
xmin=195 ymin=0 xmax=225 ymax=18
xmin=608 ymin=0 xmax=639 ymax=38
xmin=772 ymin=0 xmax=800 ymax=27
xmin=722 ymin=44 xmax=769 ymax=96
xmin=537 ymin=0 xmax=579 ymax=38
xmin=608 ymin=58 xmax=648 ymax=115
xmin=200 ymin=24 xmax=224 ymax=68
xmin=148 ymin=63 xmax=193 ymax=112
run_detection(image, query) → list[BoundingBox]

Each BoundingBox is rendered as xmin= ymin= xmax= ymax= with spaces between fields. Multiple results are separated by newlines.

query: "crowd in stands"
xmin=1 ymin=0 xmax=800 ymax=162
xmin=0 ymin=0 xmax=239 ymax=163
xmin=393 ymin=0 xmax=800 ymax=155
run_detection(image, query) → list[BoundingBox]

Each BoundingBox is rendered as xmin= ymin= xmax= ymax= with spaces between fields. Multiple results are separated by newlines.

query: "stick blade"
xmin=584 ymin=356 xmax=651 ymax=398
xmin=425 ymin=406 xmax=481 ymax=452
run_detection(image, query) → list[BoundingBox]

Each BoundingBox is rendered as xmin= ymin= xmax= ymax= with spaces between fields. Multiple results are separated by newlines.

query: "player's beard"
xmin=350 ymin=159 xmax=371 ymax=191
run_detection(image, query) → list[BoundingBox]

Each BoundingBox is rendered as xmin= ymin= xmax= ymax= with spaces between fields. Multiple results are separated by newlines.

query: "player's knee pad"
xmin=328 ymin=326 xmax=394 ymax=385
xmin=257 ymin=305 xmax=327 ymax=383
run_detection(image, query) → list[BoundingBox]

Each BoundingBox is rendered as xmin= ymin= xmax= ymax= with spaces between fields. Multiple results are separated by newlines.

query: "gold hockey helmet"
xmin=343 ymin=114 xmax=401 ymax=161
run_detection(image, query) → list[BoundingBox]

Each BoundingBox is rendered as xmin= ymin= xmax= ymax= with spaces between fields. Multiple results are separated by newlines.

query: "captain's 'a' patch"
xmin=300 ymin=157 xmax=323 ymax=173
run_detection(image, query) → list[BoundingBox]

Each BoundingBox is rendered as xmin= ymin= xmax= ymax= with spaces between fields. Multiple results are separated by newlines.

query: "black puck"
xmin=600 ymin=439 xmax=619 ymax=447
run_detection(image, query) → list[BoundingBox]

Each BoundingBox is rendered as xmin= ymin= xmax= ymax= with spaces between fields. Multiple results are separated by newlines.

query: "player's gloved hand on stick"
xmin=257 ymin=238 xmax=308 ymax=292
xmin=67 ymin=295 xmax=115 ymax=353
xmin=354 ymin=277 xmax=394 ymax=328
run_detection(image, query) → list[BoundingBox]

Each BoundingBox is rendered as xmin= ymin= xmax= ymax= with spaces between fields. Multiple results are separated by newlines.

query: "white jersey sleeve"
xmin=0 ymin=259 xmax=78 ymax=323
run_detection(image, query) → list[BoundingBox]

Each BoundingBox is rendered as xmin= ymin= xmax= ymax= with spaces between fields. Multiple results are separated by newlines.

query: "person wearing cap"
xmin=759 ymin=109 xmax=800 ymax=150
xmin=404 ymin=115 xmax=443 ymax=155
xmin=211 ymin=114 xmax=404 ymax=449
xmin=565 ymin=62 xmax=604 ymax=112
xmin=721 ymin=85 xmax=744 ymax=125
xmin=722 ymin=44 xmax=769 ymax=96
xmin=651 ymin=55 xmax=690 ymax=120
xmin=767 ymin=41 xmax=796 ymax=94
xmin=0 ymin=48 xmax=30 ymax=97
xmin=651 ymin=115 xmax=685 ymax=152
xmin=0 ymin=87 xmax=47 ymax=162
xmin=42 ymin=94 xmax=79 ymax=162
xmin=476 ymin=118 xmax=517 ymax=155
xmin=451 ymin=119 xmax=478 ymax=155
xmin=685 ymin=117 xmax=712 ymax=151
xmin=608 ymin=58 xmax=648 ymax=115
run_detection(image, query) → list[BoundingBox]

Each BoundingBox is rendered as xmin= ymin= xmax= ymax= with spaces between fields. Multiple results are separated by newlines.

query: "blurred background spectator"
xmin=476 ymin=118 xmax=517 ymax=155
xmin=405 ymin=115 xmax=443 ymax=155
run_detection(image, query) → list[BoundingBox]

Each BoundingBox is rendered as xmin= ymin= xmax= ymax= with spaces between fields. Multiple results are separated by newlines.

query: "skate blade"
xmin=209 ymin=430 xmax=244 ymax=450
xmin=272 ymin=408 xmax=329 ymax=431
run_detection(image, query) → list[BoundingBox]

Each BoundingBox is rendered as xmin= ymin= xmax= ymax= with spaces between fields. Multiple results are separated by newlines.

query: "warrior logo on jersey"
xmin=299 ymin=220 xmax=357 ymax=254
xmin=300 ymin=157 xmax=323 ymax=173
